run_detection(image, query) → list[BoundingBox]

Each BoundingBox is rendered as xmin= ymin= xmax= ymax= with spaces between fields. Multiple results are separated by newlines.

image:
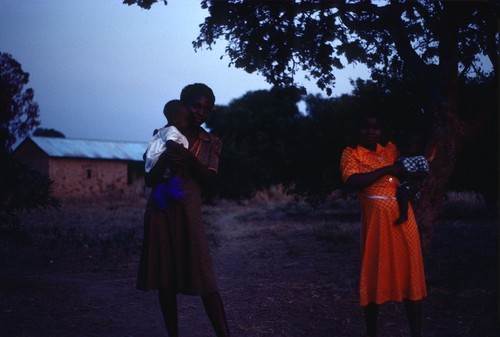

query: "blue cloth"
xmin=152 ymin=176 xmax=185 ymax=210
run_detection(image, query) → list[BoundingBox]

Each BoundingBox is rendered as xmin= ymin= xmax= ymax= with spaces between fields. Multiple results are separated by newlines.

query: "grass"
xmin=0 ymin=197 xmax=146 ymax=271
xmin=439 ymin=190 xmax=495 ymax=220
xmin=2 ymin=190 xmax=492 ymax=267
xmin=313 ymin=222 xmax=358 ymax=245
xmin=0 ymin=190 xmax=498 ymax=337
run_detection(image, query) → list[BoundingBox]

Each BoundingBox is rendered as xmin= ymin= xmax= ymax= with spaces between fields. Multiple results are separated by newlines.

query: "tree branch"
xmin=484 ymin=0 xmax=499 ymax=81
xmin=383 ymin=3 xmax=431 ymax=84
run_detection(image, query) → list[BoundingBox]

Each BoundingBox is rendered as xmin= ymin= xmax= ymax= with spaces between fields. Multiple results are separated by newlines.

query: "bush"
xmin=0 ymin=157 xmax=59 ymax=217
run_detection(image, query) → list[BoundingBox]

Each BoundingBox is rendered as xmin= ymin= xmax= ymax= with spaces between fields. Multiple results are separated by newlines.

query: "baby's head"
xmin=400 ymin=131 xmax=426 ymax=156
xmin=163 ymin=99 xmax=189 ymax=132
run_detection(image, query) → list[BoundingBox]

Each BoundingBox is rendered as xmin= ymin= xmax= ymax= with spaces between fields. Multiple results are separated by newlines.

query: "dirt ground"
xmin=0 ymin=195 xmax=498 ymax=337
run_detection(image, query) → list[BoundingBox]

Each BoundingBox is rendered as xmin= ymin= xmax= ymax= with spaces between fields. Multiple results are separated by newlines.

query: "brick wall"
xmin=48 ymin=158 xmax=145 ymax=198
xmin=14 ymin=139 xmax=147 ymax=198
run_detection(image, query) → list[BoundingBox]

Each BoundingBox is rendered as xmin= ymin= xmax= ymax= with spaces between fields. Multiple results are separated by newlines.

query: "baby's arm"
xmin=411 ymin=171 xmax=429 ymax=180
xmin=160 ymin=126 xmax=189 ymax=148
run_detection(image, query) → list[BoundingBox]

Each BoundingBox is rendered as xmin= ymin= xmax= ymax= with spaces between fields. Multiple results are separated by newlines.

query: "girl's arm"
xmin=346 ymin=164 xmax=402 ymax=190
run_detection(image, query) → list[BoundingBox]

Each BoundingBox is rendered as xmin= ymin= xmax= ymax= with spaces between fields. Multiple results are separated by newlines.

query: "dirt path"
xmin=1 ymin=198 xmax=498 ymax=336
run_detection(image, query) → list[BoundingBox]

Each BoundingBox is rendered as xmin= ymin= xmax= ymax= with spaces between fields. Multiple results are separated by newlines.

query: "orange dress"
xmin=340 ymin=142 xmax=427 ymax=306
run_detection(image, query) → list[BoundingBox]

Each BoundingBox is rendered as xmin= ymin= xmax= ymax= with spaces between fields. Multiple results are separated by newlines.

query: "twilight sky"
xmin=1 ymin=0 xmax=369 ymax=142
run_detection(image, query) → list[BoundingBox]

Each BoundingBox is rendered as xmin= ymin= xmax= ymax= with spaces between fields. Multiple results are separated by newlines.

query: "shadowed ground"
xmin=0 ymin=196 xmax=497 ymax=336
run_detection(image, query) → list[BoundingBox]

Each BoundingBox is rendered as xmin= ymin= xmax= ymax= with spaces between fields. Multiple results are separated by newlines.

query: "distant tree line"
xmin=1 ymin=50 xmax=496 ymax=215
xmin=207 ymin=80 xmax=497 ymax=204
xmin=33 ymin=128 xmax=65 ymax=138
xmin=0 ymin=52 xmax=58 ymax=218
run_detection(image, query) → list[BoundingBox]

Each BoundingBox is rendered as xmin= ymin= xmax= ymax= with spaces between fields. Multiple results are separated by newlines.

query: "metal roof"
xmin=24 ymin=136 xmax=147 ymax=162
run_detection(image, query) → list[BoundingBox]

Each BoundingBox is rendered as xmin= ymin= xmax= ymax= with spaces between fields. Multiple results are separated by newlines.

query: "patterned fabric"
xmin=137 ymin=128 xmax=222 ymax=295
xmin=396 ymin=155 xmax=429 ymax=174
xmin=340 ymin=142 xmax=427 ymax=306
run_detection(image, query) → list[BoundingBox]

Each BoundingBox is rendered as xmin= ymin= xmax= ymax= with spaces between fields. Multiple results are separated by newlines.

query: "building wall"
xmin=13 ymin=139 xmax=49 ymax=175
xmin=14 ymin=138 xmax=147 ymax=198
xmin=127 ymin=161 xmax=148 ymax=196
xmin=48 ymin=158 xmax=140 ymax=198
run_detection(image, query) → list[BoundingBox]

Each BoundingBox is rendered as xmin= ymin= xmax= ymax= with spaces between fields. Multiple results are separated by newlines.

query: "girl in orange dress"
xmin=340 ymin=113 xmax=427 ymax=337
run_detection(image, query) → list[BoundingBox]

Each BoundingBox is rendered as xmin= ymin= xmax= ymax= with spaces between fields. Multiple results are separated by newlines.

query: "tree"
xmin=206 ymin=81 xmax=428 ymax=202
xmin=33 ymin=128 xmax=66 ymax=138
xmin=296 ymin=78 xmax=428 ymax=201
xmin=206 ymin=86 xmax=304 ymax=198
xmin=0 ymin=53 xmax=58 ymax=218
xmin=0 ymin=52 xmax=40 ymax=157
xmin=0 ymin=159 xmax=59 ymax=217
xmin=125 ymin=1 xmax=499 ymax=251
xmin=195 ymin=1 xmax=498 ymax=252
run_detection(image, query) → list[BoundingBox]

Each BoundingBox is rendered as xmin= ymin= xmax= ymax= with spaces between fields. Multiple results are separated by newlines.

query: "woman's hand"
xmin=152 ymin=140 xmax=217 ymax=191
xmin=145 ymin=141 xmax=193 ymax=187
xmin=163 ymin=140 xmax=193 ymax=166
xmin=163 ymin=140 xmax=217 ymax=189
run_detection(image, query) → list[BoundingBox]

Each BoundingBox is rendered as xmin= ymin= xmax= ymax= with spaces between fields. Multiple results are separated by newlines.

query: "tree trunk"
xmin=412 ymin=72 xmax=496 ymax=255
xmin=414 ymin=89 xmax=467 ymax=255
xmin=415 ymin=124 xmax=467 ymax=254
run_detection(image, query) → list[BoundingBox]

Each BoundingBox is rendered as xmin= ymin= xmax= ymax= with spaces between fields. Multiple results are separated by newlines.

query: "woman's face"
xmin=187 ymin=95 xmax=213 ymax=127
xmin=358 ymin=116 xmax=382 ymax=150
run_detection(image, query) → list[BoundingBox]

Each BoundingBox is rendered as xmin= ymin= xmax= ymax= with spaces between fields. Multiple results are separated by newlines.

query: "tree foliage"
xmin=33 ymin=128 xmax=66 ymax=138
xmin=207 ymin=80 xmax=430 ymax=200
xmin=0 ymin=52 xmax=40 ymax=156
xmin=209 ymin=80 xmax=496 ymax=203
xmin=194 ymin=0 xmax=498 ymax=251
xmin=206 ymin=86 xmax=304 ymax=198
xmin=124 ymin=0 xmax=498 ymax=249
xmin=0 ymin=53 xmax=58 ymax=217
xmin=446 ymin=79 xmax=498 ymax=203
xmin=0 ymin=158 xmax=59 ymax=218
xmin=194 ymin=1 xmax=497 ymax=95
xmin=122 ymin=0 xmax=167 ymax=10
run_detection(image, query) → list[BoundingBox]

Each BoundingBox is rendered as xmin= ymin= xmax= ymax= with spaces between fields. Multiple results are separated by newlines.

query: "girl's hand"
xmin=346 ymin=164 xmax=403 ymax=190
xmin=388 ymin=163 xmax=404 ymax=177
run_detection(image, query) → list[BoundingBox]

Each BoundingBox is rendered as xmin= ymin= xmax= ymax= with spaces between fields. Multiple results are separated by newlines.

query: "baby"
xmin=395 ymin=132 xmax=430 ymax=225
xmin=144 ymin=99 xmax=189 ymax=210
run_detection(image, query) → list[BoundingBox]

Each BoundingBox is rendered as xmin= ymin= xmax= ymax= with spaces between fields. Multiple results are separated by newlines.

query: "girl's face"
xmin=358 ymin=116 xmax=382 ymax=150
xmin=187 ymin=95 xmax=213 ymax=127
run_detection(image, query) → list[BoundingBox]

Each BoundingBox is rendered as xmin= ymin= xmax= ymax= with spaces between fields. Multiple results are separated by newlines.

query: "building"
xmin=13 ymin=136 xmax=148 ymax=198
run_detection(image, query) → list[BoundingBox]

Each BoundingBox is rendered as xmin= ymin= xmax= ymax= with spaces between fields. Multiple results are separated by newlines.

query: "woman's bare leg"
xmin=202 ymin=292 xmax=230 ymax=337
xmin=158 ymin=290 xmax=179 ymax=337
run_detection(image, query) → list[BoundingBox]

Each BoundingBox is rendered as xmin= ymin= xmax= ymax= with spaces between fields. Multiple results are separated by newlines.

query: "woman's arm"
xmin=185 ymin=153 xmax=218 ymax=189
xmin=346 ymin=164 xmax=402 ymax=190
xmin=164 ymin=141 xmax=218 ymax=190
xmin=144 ymin=150 xmax=170 ymax=187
